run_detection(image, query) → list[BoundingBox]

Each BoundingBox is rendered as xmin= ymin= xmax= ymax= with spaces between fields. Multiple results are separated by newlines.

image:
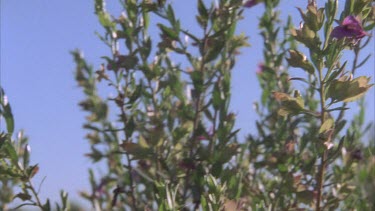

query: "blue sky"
xmin=1 ymin=0 xmax=374 ymax=207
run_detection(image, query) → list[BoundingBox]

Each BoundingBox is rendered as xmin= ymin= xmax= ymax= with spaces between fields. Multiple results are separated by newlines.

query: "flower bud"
xmin=286 ymin=50 xmax=315 ymax=74
xmin=297 ymin=3 xmax=325 ymax=32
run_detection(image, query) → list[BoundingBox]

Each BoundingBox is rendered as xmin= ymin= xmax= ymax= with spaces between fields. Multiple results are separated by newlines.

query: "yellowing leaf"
xmin=277 ymin=108 xmax=290 ymax=117
xmin=138 ymin=135 xmax=150 ymax=148
xmin=319 ymin=118 xmax=334 ymax=134
xmin=343 ymin=76 xmax=374 ymax=102
xmin=273 ymin=91 xmax=305 ymax=116
xmin=121 ymin=142 xmax=153 ymax=159
xmin=273 ymin=92 xmax=291 ymax=101
xmin=327 ymin=76 xmax=373 ymax=102
xmin=286 ymin=50 xmax=315 ymax=74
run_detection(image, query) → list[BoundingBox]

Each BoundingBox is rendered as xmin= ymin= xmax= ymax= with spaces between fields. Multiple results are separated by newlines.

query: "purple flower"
xmin=244 ymin=0 xmax=259 ymax=8
xmin=256 ymin=62 xmax=265 ymax=75
xmin=331 ymin=16 xmax=367 ymax=40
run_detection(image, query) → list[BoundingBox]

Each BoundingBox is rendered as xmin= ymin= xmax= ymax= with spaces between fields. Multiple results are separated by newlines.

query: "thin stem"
xmin=112 ymin=39 xmax=137 ymax=209
xmin=11 ymin=203 xmax=38 ymax=210
xmin=27 ymin=178 xmax=43 ymax=209
xmin=182 ymin=23 xmax=209 ymax=203
xmin=351 ymin=42 xmax=360 ymax=76
xmin=118 ymin=88 xmax=138 ymax=210
xmin=316 ymin=147 xmax=327 ymax=211
xmin=316 ymin=65 xmax=327 ymax=211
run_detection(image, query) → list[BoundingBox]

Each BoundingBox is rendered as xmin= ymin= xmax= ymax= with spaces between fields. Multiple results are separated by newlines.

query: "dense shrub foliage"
xmin=1 ymin=0 xmax=374 ymax=210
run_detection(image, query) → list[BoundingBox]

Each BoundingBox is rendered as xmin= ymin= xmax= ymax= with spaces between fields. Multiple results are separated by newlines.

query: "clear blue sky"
xmin=1 ymin=0 xmax=374 ymax=207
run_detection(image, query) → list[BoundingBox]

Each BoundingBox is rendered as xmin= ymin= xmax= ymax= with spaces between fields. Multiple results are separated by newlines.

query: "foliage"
xmin=1 ymin=0 xmax=375 ymax=210
xmin=73 ymin=0 xmax=248 ymax=209
xmin=0 ymin=88 xmax=70 ymax=210
xmin=72 ymin=0 xmax=375 ymax=210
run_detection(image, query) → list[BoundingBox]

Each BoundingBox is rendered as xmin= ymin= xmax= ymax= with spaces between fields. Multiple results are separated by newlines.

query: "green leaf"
xmin=138 ymin=135 xmax=150 ymax=148
xmin=190 ymin=71 xmax=204 ymax=93
xmin=319 ymin=118 xmax=334 ymax=134
xmin=212 ymin=82 xmax=223 ymax=110
xmin=4 ymin=142 xmax=19 ymax=166
xmin=165 ymin=183 xmax=177 ymax=210
xmin=1 ymin=93 xmax=15 ymax=134
xmin=0 ymin=164 xmax=22 ymax=177
xmin=298 ymin=5 xmax=325 ymax=31
xmin=277 ymin=163 xmax=288 ymax=173
xmin=92 ymin=101 xmax=108 ymax=121
xmin=141 ymin=37 xmax=152 ymax=59
xmin=201 ymin=195 xmax=208 ymax=210
xmin=158 ymin=24 xmax=179 ymax=40
xmin=325 ymin=61 xmax=346 ymax=84
xmin=114 ymin=55 xmax=139 ymax=70
xmin=205 ymin=38 xmax=225 ymax=62
xmin=296 ymin=190 xmax=314 ymax=204
xmin=94 ymin=0 xmax=104 ymax=14
xmin=334 ymin=120 xmax=346 ymax=135
xmin=98 ymin=11 xmax=115 ymax=29
xmin=13 ymin=192 xmax=32 ymax=201
xmin=166 ymin=5 xmax=176 ymax=24
xmin=211 ymin=162 xmax=223 ymax=177
xmin=0 ymin=133 xmax=7 ymax=149
xmin=206 ymin=174 xmax=218 ymax=192
xmin=42 ymin=199 xmax=51 ymax=211
xmin=142 ymin=9 xmax=150 ymax=30
xmin=23 ymin=144 xmax=30 ymax=169
xmin=59 ymin=191 xmax=69 ymax=210
xmin=128 ymin=83 xmax=143 ymax=105
xmin=197 ymin=0 xmax=208 ymax=21
xmin=120 ymin=142 xmax=153 ymax=159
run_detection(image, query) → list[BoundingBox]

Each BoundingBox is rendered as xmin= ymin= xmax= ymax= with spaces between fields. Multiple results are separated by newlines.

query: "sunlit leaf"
xmin=319 ymin=118 xmax=334 ymax=134
xmin=273 ymin=91 xmax=305 ymax=116
xmin=327 ymin=76 xmax=374 ymax=102
xmin=286 ymin=50 xmax=315 ymax=74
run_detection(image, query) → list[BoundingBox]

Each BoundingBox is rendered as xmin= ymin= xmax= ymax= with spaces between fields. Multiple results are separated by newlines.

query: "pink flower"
xmin=331 ymin=16 xmax=367 ymax=41
xmin=244 ymin=0 xmax=259 ymax=8
xmin=256 ymin=62 xmax=265 ymax=75
xmin=196 ymin=126 xmax=214 ymax=141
